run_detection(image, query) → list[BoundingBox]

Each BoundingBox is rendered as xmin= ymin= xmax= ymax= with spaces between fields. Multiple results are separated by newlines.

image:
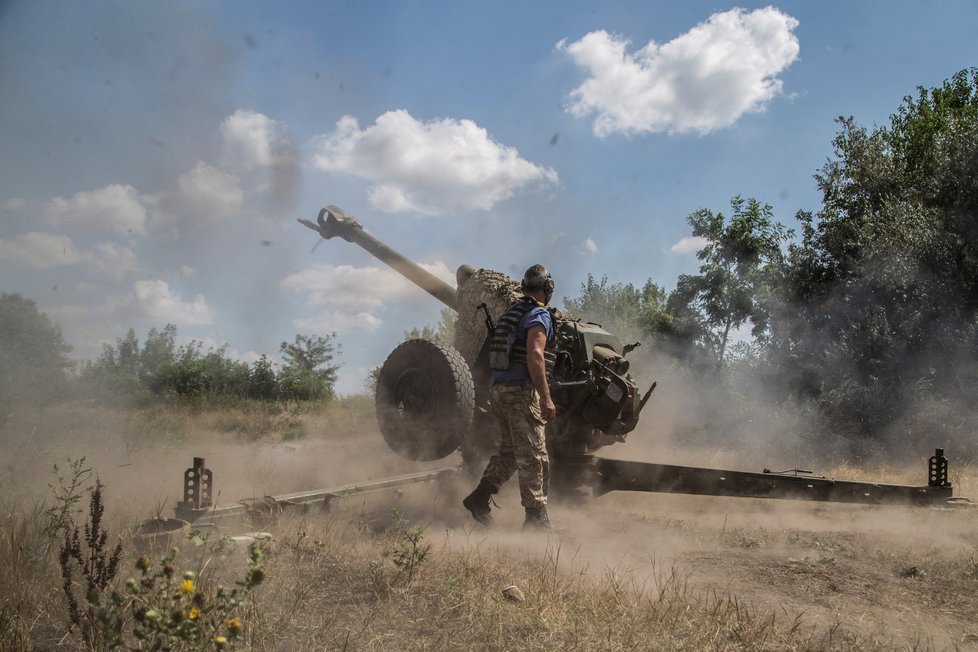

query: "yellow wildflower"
xmin=179 ymin=578 xmax=195 ymax=595
xmin=227 ymin=616 xmax=242 ymax=632
xmin=188 ymin=607 xmax=200 ymax=621
xmin=214 ymin=635 xmax=228 ymax=648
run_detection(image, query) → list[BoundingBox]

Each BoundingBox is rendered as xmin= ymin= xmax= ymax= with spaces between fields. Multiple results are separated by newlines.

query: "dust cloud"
xmin=0 ymin=399 xmax=447 ymax=526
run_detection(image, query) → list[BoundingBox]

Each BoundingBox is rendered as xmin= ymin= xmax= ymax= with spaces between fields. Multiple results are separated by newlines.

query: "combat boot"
xmin=522 ymin=505 xmax=552 ymax=530
xmin=462 ymin=480 xmax=495 ymax=526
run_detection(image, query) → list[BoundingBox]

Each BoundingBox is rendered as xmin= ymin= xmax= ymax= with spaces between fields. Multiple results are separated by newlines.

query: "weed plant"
xmin=59 ymin=481 xmax=123 ymax=648
xmin=387 ymin=506 xmax=431 ymax=584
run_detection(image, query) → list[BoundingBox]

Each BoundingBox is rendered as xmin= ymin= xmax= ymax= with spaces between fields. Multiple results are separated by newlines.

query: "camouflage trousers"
xmin=479 ymin=383 xmax=550 ymax=509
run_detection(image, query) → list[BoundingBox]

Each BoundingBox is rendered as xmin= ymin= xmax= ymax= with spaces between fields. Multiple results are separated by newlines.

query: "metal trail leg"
xmin=175 ymin=457 xmax=213 ymax=523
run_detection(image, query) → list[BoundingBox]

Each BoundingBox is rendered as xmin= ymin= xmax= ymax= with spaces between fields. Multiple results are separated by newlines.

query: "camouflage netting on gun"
xmin=453 ymin=268 xmax=571 ymax=366
xmin=454 ymin=269 xmax=521 ymax=366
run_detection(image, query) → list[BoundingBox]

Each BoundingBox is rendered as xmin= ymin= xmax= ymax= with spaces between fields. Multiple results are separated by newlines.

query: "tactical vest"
xmin=488 ymin=297 xmax=558 ymax=375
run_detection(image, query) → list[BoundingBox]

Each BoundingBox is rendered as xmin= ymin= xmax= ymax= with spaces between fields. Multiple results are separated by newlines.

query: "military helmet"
xmin=521 ymin=264 xmax=555 ymax=304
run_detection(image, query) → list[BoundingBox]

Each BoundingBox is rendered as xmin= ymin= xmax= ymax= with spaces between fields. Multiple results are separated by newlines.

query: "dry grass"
xmin=1 ymin=504 xmax=886 ymax=651
xmin=2 ymin=399 xmax=977 ymax=650
xmin=236 ymin=512 xmax=880 ymax=651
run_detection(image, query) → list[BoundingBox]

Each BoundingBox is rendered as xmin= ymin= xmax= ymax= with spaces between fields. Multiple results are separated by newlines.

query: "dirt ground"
xmin=5 ymin=404 xmax=978 ymax=650
xmin=142 ymin=442 xmax=978 ymax=648
xmin=567 ymin=492 xmax=978 ymax=649
xmin=420 ymin=475 xmax=978 ymax=650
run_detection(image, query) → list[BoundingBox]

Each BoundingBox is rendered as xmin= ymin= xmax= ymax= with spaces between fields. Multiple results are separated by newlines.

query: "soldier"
xmin=463 ymin=264 xmax=558 ymax=529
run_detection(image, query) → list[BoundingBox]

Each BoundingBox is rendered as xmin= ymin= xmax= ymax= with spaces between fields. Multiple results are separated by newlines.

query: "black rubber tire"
xmin=375 ymin=339 xmax=474 ymax=461
xmin=459 ymin=341 xmax=497 ymax=475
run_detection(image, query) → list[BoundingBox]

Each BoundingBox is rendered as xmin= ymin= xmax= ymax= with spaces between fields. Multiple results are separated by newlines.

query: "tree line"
xmin=563 ymin=69 xmax=978 ymax=453
xmin=79 ymin=326 xmax=340 ymax=402
xmin=0 ymin=298 xmax=340 ymax=410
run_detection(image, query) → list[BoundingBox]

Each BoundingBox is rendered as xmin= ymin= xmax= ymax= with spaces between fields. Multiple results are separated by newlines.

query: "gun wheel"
xmin=376 ymin=338 xmax=474 ymax=461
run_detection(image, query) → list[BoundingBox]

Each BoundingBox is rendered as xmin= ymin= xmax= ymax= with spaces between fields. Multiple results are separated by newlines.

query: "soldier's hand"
xmin=540 ymin=395 xmax=556 ymax=422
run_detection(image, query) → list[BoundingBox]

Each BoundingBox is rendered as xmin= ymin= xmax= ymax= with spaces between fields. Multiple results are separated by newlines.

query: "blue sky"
xmin=2 ymin=1 xmax=976 ymax=394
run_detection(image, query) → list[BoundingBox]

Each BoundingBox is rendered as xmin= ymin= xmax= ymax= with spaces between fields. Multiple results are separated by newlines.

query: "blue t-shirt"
xmin=489 ymin=305 xmax=555 ymax=387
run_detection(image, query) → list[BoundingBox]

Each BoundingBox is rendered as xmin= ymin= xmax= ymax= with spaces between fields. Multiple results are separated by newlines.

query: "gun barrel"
xmin=300 ymin=205 xmax=457 ymax=311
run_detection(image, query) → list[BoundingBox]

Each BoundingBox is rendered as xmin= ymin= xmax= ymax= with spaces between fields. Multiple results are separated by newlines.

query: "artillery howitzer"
xmin=299 ymin=205 xmax=654 ymax=492
xmin=152 ymin=206 xmax=967 ymax=531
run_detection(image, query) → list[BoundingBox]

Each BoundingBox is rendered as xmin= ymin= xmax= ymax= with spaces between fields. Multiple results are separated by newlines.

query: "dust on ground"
xmin=4 ymin=402 xmax=978 ymax=650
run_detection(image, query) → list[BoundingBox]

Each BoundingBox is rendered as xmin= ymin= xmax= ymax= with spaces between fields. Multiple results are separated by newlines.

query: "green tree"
xmin=82 ymin=329 xmax=144 ymax=396
xmin=563 ymin=274 xmax=672 ymax=342
xmin=160 ymin=341 xmax=250 ymax=398
xmin=80 ymin=324 xmax=259 ymax=402
xmin=779 ymin=68 xmax=978 ymax=439
xmin=163 ymin=341 xmax=210 ymax=397
xmin=0 ymin=293 xmax=73 ymax=412
xmin=403 ymin=307 xmax=456 ymax=345
xmin=365 ymin=366 xmax=381 ymax=395
xmin=248 ymin=354 xmax=278 ymax=400
xmin=670 ymin=197 xmax=791 ymax=370
xmin=402 ymin=324 xmax=440 ymax=341
xmin=200 ymin=345 xmax=250 ymax=397
xmin=435 ymin=306 xmax=456 ymax=344
xmin=139 ymin=324 xmax=177 ymax=393
xmin=279 ymin=333 xmax=341 ymax=401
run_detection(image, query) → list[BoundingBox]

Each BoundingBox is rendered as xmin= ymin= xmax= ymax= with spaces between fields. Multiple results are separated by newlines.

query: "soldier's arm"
xmin=526 ymin=325 xmax=556 ymax=422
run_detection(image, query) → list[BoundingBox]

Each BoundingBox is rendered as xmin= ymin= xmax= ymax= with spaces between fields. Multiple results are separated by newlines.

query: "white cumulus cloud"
xmin=125 ymin=280 xmax=215 ymax=325
xmin=43 ymin=184 xmax=148 ymax=236
xmin=559 ymin=7 xmax=800 ymax=136
xmin=150 ymin=161 xmax=244 ymax=233
xmin=670 ymin=235 xmax=709 ymax=253
xmin=281 ymin=261 xmax=454 ymax=312
xmin=88 ymin=242 xmax=138 ymax=282
xmin=0 ymin=232 xmax=88 ymax=268
xmin=580 ymin=238 xmax=598 ymax=255
xmin=0 ymin=232 xmax=137 ymax=280
xmin=221 ymin=109 xmax=296 ymax=169
xmin=294 ymin=311 xmax=384 ymax=334
xmin=282 ymin=261 xmax=453 ymax=333
xmin=312 ymin=110 xmax=558 ymax=215
xmin=175 ymin=161 xmax=244 ymax=220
